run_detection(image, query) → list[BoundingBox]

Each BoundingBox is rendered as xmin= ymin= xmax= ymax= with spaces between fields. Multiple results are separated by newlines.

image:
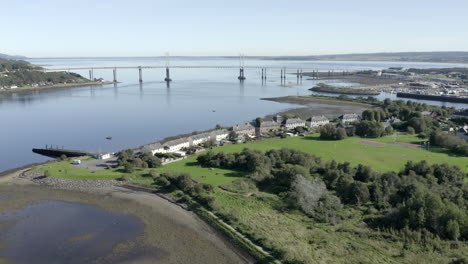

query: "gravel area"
xmin=21 ymin=169 xmax=123 ymax=191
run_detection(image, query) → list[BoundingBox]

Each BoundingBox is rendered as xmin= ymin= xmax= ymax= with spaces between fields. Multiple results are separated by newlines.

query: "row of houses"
xmin=140 ymin=113 xmax=361 ymax=155
xmin=141 ymin=129 xmax=230 ymax=155
xmin=232 ymin=113 xmax=359 ymax=136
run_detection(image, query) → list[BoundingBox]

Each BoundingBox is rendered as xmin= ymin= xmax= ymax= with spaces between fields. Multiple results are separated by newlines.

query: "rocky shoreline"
xmin=21 ymin=169 xmax=123 ymax=191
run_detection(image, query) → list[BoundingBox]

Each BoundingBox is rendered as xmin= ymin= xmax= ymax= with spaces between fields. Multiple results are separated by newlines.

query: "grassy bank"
xmin=35 ymin=133 xmax=468 ymax=263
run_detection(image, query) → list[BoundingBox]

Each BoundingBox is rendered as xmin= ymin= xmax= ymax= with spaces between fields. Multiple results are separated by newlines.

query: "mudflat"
xmin=0 ymin=176 xmax=253 ymax=264
xmin=262 ymin=95 xmax=371 ymax=119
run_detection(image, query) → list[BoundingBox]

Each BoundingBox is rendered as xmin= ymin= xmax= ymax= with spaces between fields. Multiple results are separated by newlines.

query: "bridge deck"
xmin=39 ymin=66 xmax=355 ymax=72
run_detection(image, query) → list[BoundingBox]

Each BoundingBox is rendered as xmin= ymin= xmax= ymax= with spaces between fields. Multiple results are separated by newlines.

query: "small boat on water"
xmin=106 ymin=136 xmax=112 ymax=140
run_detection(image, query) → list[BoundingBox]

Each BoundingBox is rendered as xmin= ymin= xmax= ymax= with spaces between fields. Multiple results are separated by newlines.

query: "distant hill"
xmin=0 ymin=53 xmax=27 ymax=60
xmin=263 ymin=52 xmax=468 ymax=64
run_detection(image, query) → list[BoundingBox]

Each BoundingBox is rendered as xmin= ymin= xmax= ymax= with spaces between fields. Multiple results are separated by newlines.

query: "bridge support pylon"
xmin=113 ymin=68 xmax=117 ymax=82
xmin=138 ymin=67 xmax=143 ymax=82
xmin=89 ymin=69 xmax=94 ymax=81
xmin=165 ymin=67 xmax=172 ymax=82
xmin=238 ymin=68 xmax=246 ymax=80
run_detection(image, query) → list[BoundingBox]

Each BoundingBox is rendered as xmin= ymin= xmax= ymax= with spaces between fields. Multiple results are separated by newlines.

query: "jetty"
xmin=32 ymin=147 xmax=111 ymax=159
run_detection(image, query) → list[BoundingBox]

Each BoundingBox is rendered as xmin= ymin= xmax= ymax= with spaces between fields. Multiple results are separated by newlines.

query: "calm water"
xmin=1 ymin=57 xmax=467 ymax=172
xmin=0 ymin=200 xmax=145 ymax=264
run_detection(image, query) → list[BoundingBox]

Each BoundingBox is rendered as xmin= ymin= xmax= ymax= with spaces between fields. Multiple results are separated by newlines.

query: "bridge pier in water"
xmin=89 ymin=69 xmax=94 ymax=81
xmin=238 ymin=68 xmax=246 ymax=81
xmin=113 ymin=68 xmax=117 ymax=82
xmin=165 ymin=67 xmax=172 ymax=82
xmin=138 ymin=67 xmax=142 ymax=82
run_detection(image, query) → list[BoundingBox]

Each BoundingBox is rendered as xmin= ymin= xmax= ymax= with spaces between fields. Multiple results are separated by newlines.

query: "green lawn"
xmin=131 ymin=133 xmax=467 ymax=188
xmin=213 ymin=134 xmax=468 ymax=173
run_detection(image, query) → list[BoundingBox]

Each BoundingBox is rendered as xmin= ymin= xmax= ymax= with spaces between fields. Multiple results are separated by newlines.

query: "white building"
xmin=163 ymin=138 xmax=190 ymax=152
xmin=282 ymin=118 xmax=306 ymax=130
xmin=211 ymin=129 xmax=229 ymax=142
xmin=189 ymin=133 xmax=211 ymax=146
xmin=306 ymin=116 xmax=329 ymax=128
xmin=141 ymin=142 xmax=166 ymax=155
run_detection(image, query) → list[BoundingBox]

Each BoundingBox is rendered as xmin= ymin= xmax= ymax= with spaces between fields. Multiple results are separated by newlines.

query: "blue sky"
xmin=2 ymin=0 xmax=468 ymax=57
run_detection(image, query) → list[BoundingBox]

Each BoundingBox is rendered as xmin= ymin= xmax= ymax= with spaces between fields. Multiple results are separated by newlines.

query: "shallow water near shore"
xmin=0 ymin=184 xmax=250 ymax=264
xmin=0 ymin=200 xmax=147 ymax=264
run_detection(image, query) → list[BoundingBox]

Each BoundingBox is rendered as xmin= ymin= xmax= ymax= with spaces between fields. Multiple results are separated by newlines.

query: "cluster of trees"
xmin=361 ymin=109 xmax=389 ymax=122
xmin=197 ymin=147 xmax=468 ymax=241
xmin=0 ymin=58 xmax=88 ymax=87
xmin=430 ymin=130 xmax=468 ymax=156
xmin=0 ymin=58 xmax=36 ymax=71
xmin=0 ymin=71 xmax=87 ymax=87
xmin=354 ymin=120 xmax=389 ymax=138
xmin=319 ymin=124 xmax=347 ymax=140
xmin=117 ymin=149 xmax=162 ymax=173
xmin=154 ymin=171 xmax=215 ymax=208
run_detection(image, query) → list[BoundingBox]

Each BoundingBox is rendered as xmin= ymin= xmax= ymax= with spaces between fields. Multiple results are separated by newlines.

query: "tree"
xmin=320 ymin=124 xmax=347 ymax=140
xmin=288 ymin=175 xmax=328 ymax=217
xmin=255 ymin=117 xmax=263 ymax=127
xmin=385 ymin=126 xmax=394 ymax=135
xmin=124 ymin=163 xmax=135 ymax=173
xmin=446 ymin=219 xmax=460 ymax=241
xmin=149 ymin=169 xmax=159 ymax=179
xmin=407 ymin=126 xmax=415 ymax=134
xmin=228 ymin=130 xmax=238 ymax=141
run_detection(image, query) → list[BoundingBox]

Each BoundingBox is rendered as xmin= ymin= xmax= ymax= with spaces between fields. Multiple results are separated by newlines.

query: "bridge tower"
xmin=138 ymin=66 xmax=143 ymax=82
xmin=113 ymin=68 xmax=117 ymax=82
xmin=238 ymin=53 xmax=246 ymax=80
xmin=164 ymin=52 xmax=172 ymax=82
xmin=89 ymin=69 xmax=94 ymax=81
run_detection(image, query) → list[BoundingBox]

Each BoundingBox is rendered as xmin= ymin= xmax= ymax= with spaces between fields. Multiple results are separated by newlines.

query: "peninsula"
xmin=0 ymin=58 xmax=109 ymax=93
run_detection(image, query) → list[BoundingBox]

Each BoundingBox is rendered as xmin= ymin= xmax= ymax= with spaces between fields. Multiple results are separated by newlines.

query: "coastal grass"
xmin=37 ymin=159 xmax=148 ymax=180
xmin=212 ymin=190 xmax=468 ymax=264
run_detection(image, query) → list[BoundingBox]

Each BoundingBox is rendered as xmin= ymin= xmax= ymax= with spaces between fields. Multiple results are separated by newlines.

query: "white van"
xmin=72 ymin=160 xmax=81 ymax=165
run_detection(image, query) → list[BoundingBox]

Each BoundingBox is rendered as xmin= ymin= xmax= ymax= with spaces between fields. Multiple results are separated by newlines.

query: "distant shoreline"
xmin=0 ymin=81 xmax=114 ymax=94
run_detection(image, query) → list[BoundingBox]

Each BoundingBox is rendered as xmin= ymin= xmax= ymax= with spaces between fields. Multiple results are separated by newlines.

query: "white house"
xmin=163 ymin=138 xmax=190 ymax=153
xmin=141 ymin=142 xmax=165 ymax=155
xmin=340 ymin=113 xmax=360 ymax=124
xmin=306 ymin=116 xmax=329 ymax=128
xmin=189 ymin=133 xmax=211 ymax=146
xmin=282 ymin=118 xmax=306 ymax=130
xmin=211 ymin=129 xmax=229 ymax=142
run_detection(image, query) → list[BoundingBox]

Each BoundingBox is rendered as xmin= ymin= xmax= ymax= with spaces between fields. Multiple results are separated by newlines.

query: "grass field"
xmin=156 ymin=134 xmax=467 ymax=187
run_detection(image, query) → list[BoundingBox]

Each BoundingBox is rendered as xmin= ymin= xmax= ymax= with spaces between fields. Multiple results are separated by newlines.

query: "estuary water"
xmin=1 ymin=57 xmax=467 ymax=172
